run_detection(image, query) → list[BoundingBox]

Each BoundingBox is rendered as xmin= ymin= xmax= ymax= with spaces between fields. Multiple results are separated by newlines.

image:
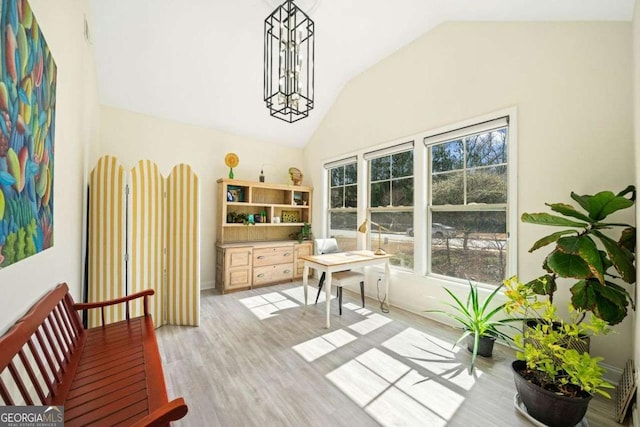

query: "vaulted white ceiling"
xmin=88 ymin=0 xmax=634 ymax=148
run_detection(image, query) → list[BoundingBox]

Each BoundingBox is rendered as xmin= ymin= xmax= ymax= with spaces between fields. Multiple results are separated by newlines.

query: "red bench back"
xmin=0 ymin=283 xmax=85 ymax=405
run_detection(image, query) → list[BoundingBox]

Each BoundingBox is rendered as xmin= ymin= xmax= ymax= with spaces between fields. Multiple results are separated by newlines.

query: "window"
xmin=426 ymin=118 xmax=509 ymax=285
xmin=366 ymin=143 xmax=414 ymax=269
xmin=327 ymin=159 xmax=358 ymax=251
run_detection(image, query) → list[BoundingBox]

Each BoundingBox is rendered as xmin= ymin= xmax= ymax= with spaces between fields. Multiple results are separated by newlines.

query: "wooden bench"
xmin=0 ymin=283 xmax=188 ymax=426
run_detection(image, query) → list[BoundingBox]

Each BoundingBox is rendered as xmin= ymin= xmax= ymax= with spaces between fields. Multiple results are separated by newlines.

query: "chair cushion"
xmin=332 ymin=271 xmax=365 ymax=285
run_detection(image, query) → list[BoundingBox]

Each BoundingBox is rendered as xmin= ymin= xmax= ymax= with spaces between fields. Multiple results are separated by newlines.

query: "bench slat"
xmin=17 ymin=348 xmax=46 ymax=404
xmin=67 ymin=364 xmax=146 ymax=401
xmin=64 ymin=371 xmax=147 ymax=411
xmin=26 ymin=338 xmax=57 ymax=399
xmin=66 ymin=388 xmax=148 ymax=426
xmin=7 ymin=361 xmax=34 ymax=405
xmin=0 ymin=376 xmax=14 ymax=405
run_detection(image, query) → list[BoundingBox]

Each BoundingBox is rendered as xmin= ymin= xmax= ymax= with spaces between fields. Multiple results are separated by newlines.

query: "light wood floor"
xmin=156 ymin=282 xmax=621 ymax=427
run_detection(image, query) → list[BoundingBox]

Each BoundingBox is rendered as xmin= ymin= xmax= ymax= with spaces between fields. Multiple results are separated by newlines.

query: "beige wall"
xmin=0 ymin=0 xmax=100 ymax=332
xmin=96 ymin=106 xmax=305 ymax=289
xmin=304 ymin=22 xmax=635 ymax=371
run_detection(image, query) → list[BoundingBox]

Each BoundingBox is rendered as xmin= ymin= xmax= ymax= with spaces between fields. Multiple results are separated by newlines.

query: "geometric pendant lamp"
xmin=264 ymin=0 xmax=315 ymax=122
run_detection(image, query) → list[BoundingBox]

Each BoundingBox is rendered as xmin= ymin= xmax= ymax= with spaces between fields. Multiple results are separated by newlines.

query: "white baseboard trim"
xmin=601 ymin=362 xmax=623 ymax=385
xmin=201 ymin=280 xmax=215 ymax=290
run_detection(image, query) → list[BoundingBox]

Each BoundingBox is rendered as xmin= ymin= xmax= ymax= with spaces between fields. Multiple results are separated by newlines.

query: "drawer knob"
xmin=257 ymin=273 xmax=265 ymax=278
xmin=257 ymin=256 xmax=265 ymax=259
xmin=284 ymin=269 xmax=291 ymax=274
xmin=284 ymin=253 xmax=291 ymax=257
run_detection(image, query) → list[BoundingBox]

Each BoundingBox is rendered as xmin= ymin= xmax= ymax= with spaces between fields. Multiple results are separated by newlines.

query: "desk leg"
xmin=385 ymin=259 xmax=391 ymax=310
xmin=303 ymin=264 xmax=309 ymax=307
xmin=325 ymin=272 xmax=332 ymax=329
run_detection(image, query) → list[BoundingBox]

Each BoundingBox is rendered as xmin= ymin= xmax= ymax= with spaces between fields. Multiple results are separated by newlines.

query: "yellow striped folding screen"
xmin=166 ymin=164 xmax=200 ymax=326
xmin=129 ymin=160 xmax=166 ymax=326
xmin=87 ymin=156 xmax=126 ymax=327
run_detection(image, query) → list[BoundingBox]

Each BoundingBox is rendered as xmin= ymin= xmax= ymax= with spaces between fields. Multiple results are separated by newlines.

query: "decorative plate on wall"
xmin=281 ymin=210 xmax=299 ymax=223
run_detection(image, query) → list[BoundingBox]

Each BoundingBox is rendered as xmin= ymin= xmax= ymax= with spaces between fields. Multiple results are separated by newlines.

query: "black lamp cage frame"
xmin=264 ymin=0 xmax=315 ymax=123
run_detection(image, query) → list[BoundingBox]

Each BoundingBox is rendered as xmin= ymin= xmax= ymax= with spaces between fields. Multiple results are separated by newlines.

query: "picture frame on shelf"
xmin=282 ymin=210 xmax=299 ymax=223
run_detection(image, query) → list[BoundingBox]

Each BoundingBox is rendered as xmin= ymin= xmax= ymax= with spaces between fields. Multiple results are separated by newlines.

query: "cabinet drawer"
xmin=253 ymin=263 xmax=294 ymax=285
xmin=253 ymin=247 xmax=293 ymax=267
xmin=227 ymin=248 xmax=252 ymax=268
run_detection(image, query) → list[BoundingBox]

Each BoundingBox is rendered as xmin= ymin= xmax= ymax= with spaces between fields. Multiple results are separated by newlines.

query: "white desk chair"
xmin=314 ymin=238 xmax=365 ymax=315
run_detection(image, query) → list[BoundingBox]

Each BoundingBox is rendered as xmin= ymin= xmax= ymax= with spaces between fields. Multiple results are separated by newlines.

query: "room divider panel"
xmin=87 ymin=156 xmax=200 ymax=328
xmin=166 ymin=164 xmax=200 ymax=326
xmin=129 ymin=159 xmax=166 ymax=326
xmin=87 ymin=156 xmax=127 ymax=328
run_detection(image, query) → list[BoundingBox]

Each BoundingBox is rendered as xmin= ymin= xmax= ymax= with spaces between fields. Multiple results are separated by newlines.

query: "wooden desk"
xmin=300 ymin=250 xmax=392 ymax=328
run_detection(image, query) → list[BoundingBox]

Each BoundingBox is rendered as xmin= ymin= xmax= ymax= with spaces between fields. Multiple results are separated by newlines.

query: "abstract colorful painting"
xmin=0 ymin=0 xmax=56 ymax=269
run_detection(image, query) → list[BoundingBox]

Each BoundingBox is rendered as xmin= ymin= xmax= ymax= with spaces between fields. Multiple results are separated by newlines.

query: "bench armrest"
xmin=129 ymin=398 xmax=189 ymax=427
xmin=73 ymin=289 xmax=155 ymax=325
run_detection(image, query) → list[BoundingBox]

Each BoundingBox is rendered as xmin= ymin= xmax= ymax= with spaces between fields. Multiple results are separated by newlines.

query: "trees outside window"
xmin=328 ymin=161 xmax=358 ymax=251
xmin=428 ymin=127 xmax=509 ymax=285
xmin=368 ymin=149 xmax=414 ymax=269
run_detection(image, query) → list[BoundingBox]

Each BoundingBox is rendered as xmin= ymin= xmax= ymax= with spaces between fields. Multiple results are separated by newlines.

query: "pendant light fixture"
xmin=264 ymin=0 xmax=315 ymax=123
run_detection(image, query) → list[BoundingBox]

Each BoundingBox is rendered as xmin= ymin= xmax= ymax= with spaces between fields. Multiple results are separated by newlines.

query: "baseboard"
xmin=601 ymin=361 xmax=623 ymax=385
xmin=201 ymin=280 xmax=215 ymax=290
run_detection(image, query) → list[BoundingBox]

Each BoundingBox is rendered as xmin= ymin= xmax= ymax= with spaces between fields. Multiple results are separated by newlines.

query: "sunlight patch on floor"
xmin=355 ymin=308 xmax=372 ymax=315
xmin=348 ymin=313 xmax=392 ymax=335
xmin=343 ymin=302 xmax=362 ymax=311
xmin=382 ymin=327 xmax=482 ymax=391
xmin=293 ymin=329 xmax=358 ymax=362
xmin=239 ymin=293 xmax=299 ymax=320
xmin=327 ymin=348 xmax=458 ymax=426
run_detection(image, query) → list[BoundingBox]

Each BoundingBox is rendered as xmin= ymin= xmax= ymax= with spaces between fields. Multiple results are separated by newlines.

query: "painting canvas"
xmin=0 ymin=0 xmax=56 ymax=268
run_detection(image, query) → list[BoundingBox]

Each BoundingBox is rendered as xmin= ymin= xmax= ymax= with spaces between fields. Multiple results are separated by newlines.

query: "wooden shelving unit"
xmin=215 ymin=178 xmax=314 ymax=293
xmin=216 ymin=178 xmax=312 ymax=244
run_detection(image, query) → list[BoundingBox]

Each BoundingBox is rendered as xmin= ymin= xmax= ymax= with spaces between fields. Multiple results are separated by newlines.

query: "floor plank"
xmin=156 ymin=283 xmax=621 ymax=427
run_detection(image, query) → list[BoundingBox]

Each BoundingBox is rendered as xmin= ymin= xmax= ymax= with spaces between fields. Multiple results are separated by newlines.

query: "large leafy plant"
xmin=522 ymin=186 xmax=636 ymax=325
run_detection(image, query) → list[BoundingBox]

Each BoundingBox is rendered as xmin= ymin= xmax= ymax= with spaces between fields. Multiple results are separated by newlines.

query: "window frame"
xmin=425 ymin=117 xmax=514 ymax=286
xmin=325 ymin=158 xmax=359 ymax=249
xmin=319 ymin=109 xmax=517 ymax=284
xmin=365 ymin=143 xmax=415 ymax=271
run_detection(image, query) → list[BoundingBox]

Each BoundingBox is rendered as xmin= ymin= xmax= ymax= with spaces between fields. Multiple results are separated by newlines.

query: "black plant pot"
xmin=512 ymin=360 xmax=592 ymax=427
xmin=466 ymin=334 xmax=495 ymax=357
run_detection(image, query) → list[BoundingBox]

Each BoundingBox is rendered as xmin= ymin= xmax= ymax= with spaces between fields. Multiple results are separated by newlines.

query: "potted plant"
xmin=427 ymin=281 xmax=519 ymax=373
xmin=504 ymin=277 xmax=614 ymax=427
xmin=506 ymin=186 xmax=636 ymax=426
xmin=521 ymin=186 xmax=636 ymax=325
xmin=290 ymin=222 xmax=312 ymax=243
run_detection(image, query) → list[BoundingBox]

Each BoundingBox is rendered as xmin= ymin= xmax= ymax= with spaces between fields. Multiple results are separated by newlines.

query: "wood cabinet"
xmin=294 ymin=241 xmax=313 ymax=278
xmin=216 ymin=241 xmax=311 ymax=293
xmin=215 ymin=179 xmax=314 ymax=293
xmin=216 ymin=246 xmax=252 ymax=292
xmin=216 ymin=178 xmax=312 ymax=244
